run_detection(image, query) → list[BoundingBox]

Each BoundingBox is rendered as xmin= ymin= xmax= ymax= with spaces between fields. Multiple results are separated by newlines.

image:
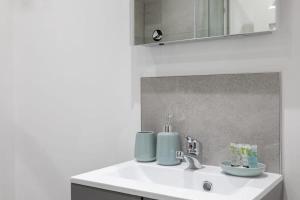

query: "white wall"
xmin=7 ymin=0 xmax=300 ymax=200
xmin=12 ymin=0 xmax=139 ymax=200
xmin=0 ymin=0 xmax=14 ymax=199
xmin=133 ymin=0 xmax=300 ymax=199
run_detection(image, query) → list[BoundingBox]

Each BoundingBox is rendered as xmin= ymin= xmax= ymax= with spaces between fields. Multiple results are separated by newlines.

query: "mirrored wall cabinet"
xmin=133 ymin=0 xmax=277 ymax=46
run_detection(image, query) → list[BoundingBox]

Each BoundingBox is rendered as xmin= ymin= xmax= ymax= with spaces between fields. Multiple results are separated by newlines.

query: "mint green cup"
xmin=135 ymin=131 xmax=156 ymax=162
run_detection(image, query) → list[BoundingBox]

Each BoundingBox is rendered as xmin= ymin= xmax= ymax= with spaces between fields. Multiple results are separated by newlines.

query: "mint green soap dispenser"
xmin=156 ymin=115 xmax=181 ymax=166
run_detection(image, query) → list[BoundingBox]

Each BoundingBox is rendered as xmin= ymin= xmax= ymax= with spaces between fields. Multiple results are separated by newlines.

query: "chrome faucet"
xmin=176 ymin=136 xmax=202 ymax=170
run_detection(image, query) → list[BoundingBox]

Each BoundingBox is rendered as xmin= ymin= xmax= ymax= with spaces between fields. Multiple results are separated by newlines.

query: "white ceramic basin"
xmin=71 ymin=161 xmax=283 ymax=200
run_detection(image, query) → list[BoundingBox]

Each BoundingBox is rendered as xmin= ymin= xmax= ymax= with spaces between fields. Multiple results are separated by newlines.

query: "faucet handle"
xmin=185 ymin=136 xmax=193 ymax=148
xmin=185 ymin=136 xmax=192 ymax=142
xmin=185 ymin=136 xmax=200 ymax=155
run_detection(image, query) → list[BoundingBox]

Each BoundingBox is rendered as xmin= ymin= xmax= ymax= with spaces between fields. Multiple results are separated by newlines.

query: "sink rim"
xmin=71 ymin=160 xmax=283 ymax=200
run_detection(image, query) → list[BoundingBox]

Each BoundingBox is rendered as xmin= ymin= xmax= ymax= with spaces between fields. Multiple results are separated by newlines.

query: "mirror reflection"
xmin=133 ymin=0 xmax=277 ymax=45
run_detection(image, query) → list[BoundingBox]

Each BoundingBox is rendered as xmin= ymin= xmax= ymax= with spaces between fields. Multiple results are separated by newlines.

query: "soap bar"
xmin=156 ymin=132 xmax=181 ymax=166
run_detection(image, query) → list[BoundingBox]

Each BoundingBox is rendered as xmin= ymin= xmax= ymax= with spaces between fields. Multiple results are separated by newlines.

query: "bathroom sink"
xmin=71 ymin=161 xmax=282 ymax=200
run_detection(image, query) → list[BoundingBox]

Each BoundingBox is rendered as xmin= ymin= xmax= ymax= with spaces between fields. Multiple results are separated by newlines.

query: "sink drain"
xmin=203 ymin=181 xmax=213 ymax=192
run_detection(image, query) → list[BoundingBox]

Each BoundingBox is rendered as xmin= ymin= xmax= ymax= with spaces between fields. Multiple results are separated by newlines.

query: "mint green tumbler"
xmin=134 ymin=131 xmax=156 ymax=162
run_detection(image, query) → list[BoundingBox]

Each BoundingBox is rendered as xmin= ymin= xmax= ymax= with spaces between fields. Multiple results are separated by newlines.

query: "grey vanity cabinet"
xmin=71 ymin=184 xmax=155 ymax=200
xmin=71 ymin=183 xmax=282 ymax=200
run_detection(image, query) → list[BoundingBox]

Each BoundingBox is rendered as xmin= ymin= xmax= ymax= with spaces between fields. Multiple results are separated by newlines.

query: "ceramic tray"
xmin=221 ymin=161 xmax=266 ymax=177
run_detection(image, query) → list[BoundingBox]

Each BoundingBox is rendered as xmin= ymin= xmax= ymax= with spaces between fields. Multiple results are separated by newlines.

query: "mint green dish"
xmin=221 ymin=161 xmax=266 ymax=177
xmin=135 ymin=131 xmax=156 ymax=162
xmin=156 ymin=131 xmax=181 ymax=166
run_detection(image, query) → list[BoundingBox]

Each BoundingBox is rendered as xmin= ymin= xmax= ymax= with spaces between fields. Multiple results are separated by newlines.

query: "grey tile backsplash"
xmin=141 ymin=73 xmax=281 ymax=173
